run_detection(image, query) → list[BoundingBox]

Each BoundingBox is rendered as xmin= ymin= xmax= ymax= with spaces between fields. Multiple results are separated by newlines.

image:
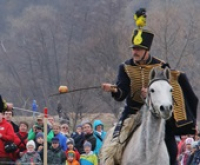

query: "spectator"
xmin=194 ymin=133 xmax=200 ymax=141
xmin=178 ymin=135 xmax=188 ymax=156
xmin=4 ymin=108 xmax=19 ymax=133
xmin=82 ymin=122 xmax=96 ymax=153
xmin=179 ymin=137 xmax=194 ymax=165
xmin=51 ymin=122 xmax=67 ymax=151
xmin=47 ymin=115 xmax=55 ymax=128
xmin=35 ymin=132 xmax=45 ymax=160
xmin=60 ymin=121 xmax=70 ymax=138
xmin=80 ymin=141 xmax=98 ymax=165
xmin=47 ymin=137 xmax=66 ymax=165
xmin=71 ymin=125 xmax=85 ymax=153
xmin=93 ymin=120 xmax=106 ymax=156
xmin=187 ymin=141 xmax=199 ymax=165
xmin=28 ymin=114 xmax=53 ymax=143
xmin=14 ymin=121 xmax=29 ymax=159
xmin=189 ymin=141 xmax=200 ymax=165
xmin=17 ymin=140 xmax=42 ymax=165
xmin=66 ymin=151 xmax=80 ymax=165
xmin=16 ymin=121 xmax=28 ymax=152
xmin=66 ymin=138 xmax=80 ymax=161
xmin=0 ymin=96 xmax=15 ymax=165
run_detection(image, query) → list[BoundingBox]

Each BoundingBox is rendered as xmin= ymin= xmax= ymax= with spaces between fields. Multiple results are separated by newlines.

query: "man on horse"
xmin=101 ymin=8 xmax=198 ymax=165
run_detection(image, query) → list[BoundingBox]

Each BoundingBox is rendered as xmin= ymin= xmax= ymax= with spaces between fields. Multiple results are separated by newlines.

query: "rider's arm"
xmin=112 ymin=64 xmax=130 ymax=101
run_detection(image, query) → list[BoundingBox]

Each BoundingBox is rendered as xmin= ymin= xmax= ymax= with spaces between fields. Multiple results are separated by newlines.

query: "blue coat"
xmin=54 ymin=132 xmax=67 ymax=151
xmin=93 ymin=120 xmax=106 ymax=155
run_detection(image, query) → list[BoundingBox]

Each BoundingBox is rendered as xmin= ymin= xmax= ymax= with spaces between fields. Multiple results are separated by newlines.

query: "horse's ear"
xmin=163 ymin=67 xmax=171 ymax=80
xmin=149 ymin=67 xmax=156 ymax=81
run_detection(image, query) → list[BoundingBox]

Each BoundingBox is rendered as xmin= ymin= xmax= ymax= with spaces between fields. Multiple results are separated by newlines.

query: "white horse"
xmin=121 ymin=67 xmax=173 ymax=165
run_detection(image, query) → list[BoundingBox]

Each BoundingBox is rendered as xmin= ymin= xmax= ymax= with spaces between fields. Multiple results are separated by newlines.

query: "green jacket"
xmin=47 ymin=146 xmax=66 ymax=165
xmin=28 ymin=124 xmax=54 ymax=143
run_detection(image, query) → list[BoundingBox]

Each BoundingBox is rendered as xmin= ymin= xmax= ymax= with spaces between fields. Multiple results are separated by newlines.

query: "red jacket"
xmin=0 ymin=118 xmax=15 ymax=158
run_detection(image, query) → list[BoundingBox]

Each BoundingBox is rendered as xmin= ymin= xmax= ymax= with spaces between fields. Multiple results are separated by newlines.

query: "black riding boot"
xmin=113 ymin=108 xmax=131 ymax=138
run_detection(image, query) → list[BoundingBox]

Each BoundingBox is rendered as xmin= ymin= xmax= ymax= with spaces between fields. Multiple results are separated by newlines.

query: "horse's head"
xmin=147 ymin=67 xmax=173 ymax=119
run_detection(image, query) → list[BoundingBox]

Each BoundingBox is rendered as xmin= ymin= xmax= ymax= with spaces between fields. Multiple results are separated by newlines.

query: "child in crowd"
xmin=66 ymin=151 xmax=80 ymax=165
xmin=71 ymin=125 xmax=85 ymax=153
xmin=66 ymin=138 xmax=80 ymax=161
xmin=17 ymin=121 xmax=29 ymax=154
xmin=35 ymin=132 xmax=44 ymax=160
xmin=16 ymin=140 xmax=42 ymax=165
xmin=179 ymin=137 xmax=194 ymax=165
xmin=47 ymin=137 xmax=66 ymax=165
xmin=187 ymin=141 xmax=200 ymax=165
xmin=80 ymin=141 xmax=98 ymax=165
xmin=35 ymin=132 xmax=44 ymax=151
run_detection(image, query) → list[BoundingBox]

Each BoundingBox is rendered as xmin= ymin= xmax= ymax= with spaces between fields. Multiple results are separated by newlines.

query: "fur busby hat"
xmin=130 ymin=8 xmax=154 ymax=50
xmin=130 ymin=29 xmax=154 ymax=50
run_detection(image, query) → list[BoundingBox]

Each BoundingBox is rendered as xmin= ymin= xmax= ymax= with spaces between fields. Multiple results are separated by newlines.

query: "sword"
xmin=48 ymin=85 xmax=117 ymax=97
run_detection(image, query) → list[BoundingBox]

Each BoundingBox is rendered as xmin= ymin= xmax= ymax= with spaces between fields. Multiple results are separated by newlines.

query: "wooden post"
xmin=43 ymin=107 xmax=48 ymax=165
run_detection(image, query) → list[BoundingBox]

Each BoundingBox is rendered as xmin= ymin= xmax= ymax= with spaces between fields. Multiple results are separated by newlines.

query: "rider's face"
xmin=132 ymin=47 xmax=148 ymax=61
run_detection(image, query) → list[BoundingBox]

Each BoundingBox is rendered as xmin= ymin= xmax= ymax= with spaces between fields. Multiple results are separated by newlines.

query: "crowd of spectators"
xmin=0 ymin=97 xmax=107 ymax=165
xmin=177 ymin=134 xmax=200 ymax=165
xmin=1 ymin=95 xmax=200 ymax=165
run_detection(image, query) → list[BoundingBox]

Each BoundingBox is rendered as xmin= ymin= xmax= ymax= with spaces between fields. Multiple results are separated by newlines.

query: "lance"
xmin=48 ymin=85 xmax=117 ymax=97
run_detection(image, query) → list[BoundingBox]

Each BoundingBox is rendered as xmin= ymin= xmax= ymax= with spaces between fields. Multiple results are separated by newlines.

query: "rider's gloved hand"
xmin=101 ymin=83 xmax=118 ymax=93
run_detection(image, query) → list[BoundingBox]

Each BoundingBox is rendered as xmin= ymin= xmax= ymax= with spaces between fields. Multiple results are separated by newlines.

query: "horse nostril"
xmin=160 ymin=105 xmax=164 ymax=112
xmin=169 ymin=105 xmax=173 ymax=111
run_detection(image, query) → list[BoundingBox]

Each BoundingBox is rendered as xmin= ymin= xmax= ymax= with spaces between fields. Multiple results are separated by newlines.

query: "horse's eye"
xmin=150 ymin=89 xmax=155 ymax=93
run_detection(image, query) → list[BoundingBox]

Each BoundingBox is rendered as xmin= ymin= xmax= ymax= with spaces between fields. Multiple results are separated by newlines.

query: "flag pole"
xmin=43 ymin=107 xmax=48 ymax=165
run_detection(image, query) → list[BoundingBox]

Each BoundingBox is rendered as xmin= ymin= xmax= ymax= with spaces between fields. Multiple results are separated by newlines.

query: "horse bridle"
xmin=146 ymin=78 xmax=175 ymax=118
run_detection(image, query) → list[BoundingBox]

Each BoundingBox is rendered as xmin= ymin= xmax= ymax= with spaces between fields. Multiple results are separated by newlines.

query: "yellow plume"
xmin=134 ymin=8 xmax=147 ymax=28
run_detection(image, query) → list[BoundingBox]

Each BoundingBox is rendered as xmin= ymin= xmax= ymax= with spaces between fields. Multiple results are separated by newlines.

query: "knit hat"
xmin=26 ymin=140 xmax=36 ymax=149
xmin=36 ymin=132 xmax=44 ymax=139
xmin=51 ymin=137 xmax=59 ymax=143
xmin=67 ymin=151 xmax=75 ymax=158
xmin=66 ymin=138 xmax=74 ymax=145
xmin=185 ymin=137 xmax=194 ymax=145
xmin=83 ymin=141 xmax=92 ymax=148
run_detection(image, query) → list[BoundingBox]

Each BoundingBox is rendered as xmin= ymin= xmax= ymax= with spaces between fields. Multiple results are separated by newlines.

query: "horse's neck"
xmin=141 ymin=105 xmax=166 ymax=150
